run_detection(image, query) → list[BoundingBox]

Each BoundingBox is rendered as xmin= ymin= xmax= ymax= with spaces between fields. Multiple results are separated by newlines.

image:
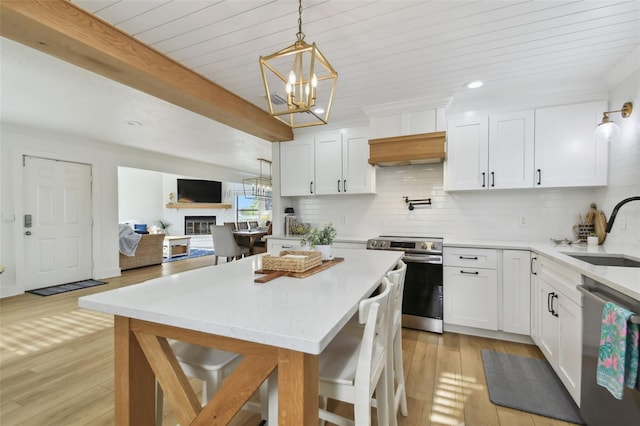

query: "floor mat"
xmin=481 ymin=350 xmax=584 ymax=424
xmin=26 ymin=279 xmax=108 ymax=296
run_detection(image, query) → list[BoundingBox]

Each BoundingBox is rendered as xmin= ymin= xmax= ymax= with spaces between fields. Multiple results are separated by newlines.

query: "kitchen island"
xmin=78 ymin=248 xmax=402 ymax=425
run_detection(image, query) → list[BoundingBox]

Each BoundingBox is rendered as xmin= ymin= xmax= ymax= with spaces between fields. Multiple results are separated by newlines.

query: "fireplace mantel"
xmin=166 ymin=203 xmax=232 ymax=209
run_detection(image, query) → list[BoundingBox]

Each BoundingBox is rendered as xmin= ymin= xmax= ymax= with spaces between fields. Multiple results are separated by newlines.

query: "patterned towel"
xmin=596 ymin=302 xmax=639 ymax=399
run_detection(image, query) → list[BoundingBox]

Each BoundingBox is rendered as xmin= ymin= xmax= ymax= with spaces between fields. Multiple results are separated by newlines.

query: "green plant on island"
xmin=301 ymin=223 xmax=336 ymax=248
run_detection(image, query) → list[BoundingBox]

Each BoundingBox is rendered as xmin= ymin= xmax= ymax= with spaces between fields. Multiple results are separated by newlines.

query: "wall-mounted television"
xmin=177 ymin=179 xmax=222 ymax=203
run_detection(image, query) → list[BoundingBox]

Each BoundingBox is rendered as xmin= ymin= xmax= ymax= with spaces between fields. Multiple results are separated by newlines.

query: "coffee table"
xmin=163 ymin=236 xmax=191 ymax=259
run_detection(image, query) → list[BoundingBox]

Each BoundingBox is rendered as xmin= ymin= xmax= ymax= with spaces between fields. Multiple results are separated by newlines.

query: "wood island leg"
xmin=114 ymin=316 xmax=156 ymax=425
xmin=278 ymin=349 xmax=319 ymax=426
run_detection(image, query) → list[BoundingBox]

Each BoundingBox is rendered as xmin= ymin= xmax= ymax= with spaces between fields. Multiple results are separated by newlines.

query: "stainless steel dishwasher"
xmin=577 ymin=277 xmax=640 ymax=426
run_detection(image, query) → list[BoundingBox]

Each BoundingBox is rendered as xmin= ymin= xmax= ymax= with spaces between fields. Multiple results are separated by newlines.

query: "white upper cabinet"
xmin=446 ymin=110 xmax=534 ymax=191
xmin=314 ymin=130 xmax=343 ymax=195
xmin=315 ymin=127 xmax=375 ymax=195
xmin=280 ymin=137 xmax=315 ymax=196
xmin=447 ymin=100 xmax=607 ymax=191
xmin=445 ymin=115 xmax=489 ymax=190
xmin=341 ymin=127 xmax=376 ymax=194
xmin=534 ymin=101 xmax=607 ymax=188
xmin=369 ymin=107 xmax=445 ymax=139
xmin=281 ymin=126 xmax=375 ymax=197
xmin=488 ymin=110 xmax=535 ymax=189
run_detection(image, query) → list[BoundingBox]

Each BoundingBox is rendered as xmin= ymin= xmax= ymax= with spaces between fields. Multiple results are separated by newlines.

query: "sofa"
xmin=119 ymin=233 xmax=165 ymax=271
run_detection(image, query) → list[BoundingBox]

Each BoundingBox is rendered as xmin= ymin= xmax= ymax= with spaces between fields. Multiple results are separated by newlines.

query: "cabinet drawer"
xmin=444 ymin=247 xmax=497 ymax=269
xmin=537 ymin=255 xmax=582 ymax=305
xmin=267 ymin=239 xmax=305 ymax=254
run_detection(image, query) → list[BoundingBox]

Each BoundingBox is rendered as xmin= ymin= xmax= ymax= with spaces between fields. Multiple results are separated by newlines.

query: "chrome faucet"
xmin=605 ymin=196 xmax=640 ymax=233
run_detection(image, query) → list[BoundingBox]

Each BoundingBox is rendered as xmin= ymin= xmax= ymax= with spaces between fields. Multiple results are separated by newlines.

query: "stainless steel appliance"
xmin=367 ymin=236 xmax=443 ymax=333
xmin=577 ymin=277 xmax=640 ymax=426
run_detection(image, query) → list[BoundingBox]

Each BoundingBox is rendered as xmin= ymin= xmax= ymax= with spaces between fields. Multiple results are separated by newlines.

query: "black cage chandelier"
xmin=259 ymin=0 xmax=337 ymax=128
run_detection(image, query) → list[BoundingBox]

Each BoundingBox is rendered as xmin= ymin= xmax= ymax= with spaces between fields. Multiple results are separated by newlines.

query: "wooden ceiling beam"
xmin=0 ymin=0 xmax=293 ymax=142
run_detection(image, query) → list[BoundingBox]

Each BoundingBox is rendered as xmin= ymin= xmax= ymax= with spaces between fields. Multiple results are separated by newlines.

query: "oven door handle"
xmin=402 ymin=254 xmax=442 ymax=264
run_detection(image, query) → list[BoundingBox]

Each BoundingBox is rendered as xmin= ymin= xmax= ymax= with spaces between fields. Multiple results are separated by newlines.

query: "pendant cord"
xmin=296 ymin=0 xmax=305 ymax=41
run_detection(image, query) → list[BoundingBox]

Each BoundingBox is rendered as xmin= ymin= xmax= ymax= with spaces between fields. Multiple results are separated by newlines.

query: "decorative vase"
xmin=316 ymin=244 xmax=332 ymax=261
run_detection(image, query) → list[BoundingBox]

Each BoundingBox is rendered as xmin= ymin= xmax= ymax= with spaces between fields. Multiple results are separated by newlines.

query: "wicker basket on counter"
xmin=261 ymin=250 xmax=322 ymax=273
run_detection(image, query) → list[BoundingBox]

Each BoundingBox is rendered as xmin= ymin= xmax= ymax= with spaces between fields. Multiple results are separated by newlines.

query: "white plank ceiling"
xmin=2 ymin=0 xmax=639 ymax=176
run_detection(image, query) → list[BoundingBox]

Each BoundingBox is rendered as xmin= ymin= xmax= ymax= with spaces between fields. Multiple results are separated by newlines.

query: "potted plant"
xmin=301 ymin=223 xmax=336 ymax=261
xmin=157 ymin=220 xmax=172 ymax=235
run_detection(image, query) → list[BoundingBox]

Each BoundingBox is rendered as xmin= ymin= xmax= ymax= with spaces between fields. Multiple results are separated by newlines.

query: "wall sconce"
xmin=595 ymin=102 xmax=633 ymax=141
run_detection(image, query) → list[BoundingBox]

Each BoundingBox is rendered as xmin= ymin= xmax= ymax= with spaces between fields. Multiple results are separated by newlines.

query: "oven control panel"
xmin=367 ymin=237 xmax=442 ymax=254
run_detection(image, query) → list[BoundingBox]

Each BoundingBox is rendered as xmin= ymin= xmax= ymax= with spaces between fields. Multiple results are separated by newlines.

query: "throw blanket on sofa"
xmin=119 ymin=224 xmax=142 ymax=256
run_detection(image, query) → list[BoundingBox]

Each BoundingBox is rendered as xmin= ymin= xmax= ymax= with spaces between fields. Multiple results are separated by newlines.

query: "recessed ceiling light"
xmin=313 ymin=108 xmax=325 ymax=114
xmin=466 ymin=80 xmax=484 ymax=89
xmin=127 ymin=120 xmax=143 ymax=126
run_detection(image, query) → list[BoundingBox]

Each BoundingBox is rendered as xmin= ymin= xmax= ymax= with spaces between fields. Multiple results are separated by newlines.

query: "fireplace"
xmin=184 ymin=216 xmax=216 ymax=235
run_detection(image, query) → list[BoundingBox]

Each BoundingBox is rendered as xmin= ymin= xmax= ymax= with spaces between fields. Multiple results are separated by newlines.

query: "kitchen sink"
xmin=565 ymin=254 xmax=640 ymax=268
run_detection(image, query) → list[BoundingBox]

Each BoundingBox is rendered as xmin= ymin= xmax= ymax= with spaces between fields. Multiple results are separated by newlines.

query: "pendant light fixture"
xmin=259 ymin=0 xmax=337 ymax=128
xmin=595 ymin=102 xmax=633 ymax=141
xmin=243 ymin=158 xmax=272 ymax=200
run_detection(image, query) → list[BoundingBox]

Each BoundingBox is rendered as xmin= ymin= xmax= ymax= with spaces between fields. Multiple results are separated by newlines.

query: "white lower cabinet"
xmin=501 ymin=250 xmax=531 ymax=335
xmin=533 ymin=255 xmax=582 ymax=405
xmin=443 ymin=247 xmax=498 ymax=330
xmin=444 ymin=266 xmax=498 ymax=330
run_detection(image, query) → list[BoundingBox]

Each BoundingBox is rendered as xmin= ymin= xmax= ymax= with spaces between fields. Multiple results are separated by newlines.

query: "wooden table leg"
xmin=278 ymin=349 xmax=318 ymax=426
xmin=114 ymin=316 xmax=156 ymax=425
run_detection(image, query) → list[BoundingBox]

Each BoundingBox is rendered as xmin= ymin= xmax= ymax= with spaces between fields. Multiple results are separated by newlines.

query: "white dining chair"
xmin=385 ymin=260 xmax=408 ymax=423
xmin=317 ymin=277 xmax=393 ymax=426
xmin=155 ymin=340 xmax=268 ymax=425
xmin=210 ymin=225 xmax=249 ymax=265
xmin=339 ymin=260 xmax=408 ymax=426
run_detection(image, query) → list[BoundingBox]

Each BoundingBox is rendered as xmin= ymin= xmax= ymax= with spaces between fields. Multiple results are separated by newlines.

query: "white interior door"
xmin=23 ymin=156 xmax=92 ymax=290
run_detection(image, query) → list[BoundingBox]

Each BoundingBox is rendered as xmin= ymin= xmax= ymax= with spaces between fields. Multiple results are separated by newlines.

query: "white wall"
xmin=598 ymin=69 xmax=640 ymax=246
xmin=0 ymin=123 xmax=257 ymax=297
xmin=118 ymin=167 xmax=165 ymax=226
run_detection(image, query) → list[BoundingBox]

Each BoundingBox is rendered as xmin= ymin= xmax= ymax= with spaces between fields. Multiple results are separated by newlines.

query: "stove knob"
xmin=370 ymin=240 xmax=377 ymax=247
xmin=420 ymin=242 xmax=429 ymax=250
xmin=380 ymin=241 xmax=386 ymax=248
xmin=431 ymin=242 xmax=440 ymax=251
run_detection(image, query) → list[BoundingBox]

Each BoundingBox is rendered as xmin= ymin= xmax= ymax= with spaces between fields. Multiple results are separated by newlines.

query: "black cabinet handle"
xmin=530 ymin=257 xmax=537 ymax=275
xmin=547 ymin=292 xmax=559 ymax=316
xmin=459 ymin=256 xmax=478 ymax=260
xmin=343 ymin=179 xmax=347 ymax=192
xmin=337 ymin=180 xmax=341 ymax=192
xmin=481 ymin=172 xmax=486 ymax=188
xmin=460 ymin=270 xmax=479 ymax=275
xmin=491 ymin=171 xmax=495 ymax=187
xmin=310 ymin=182 xmax=314 ymax=194
xmin=537 ymin=169 xmax=542 ymax=185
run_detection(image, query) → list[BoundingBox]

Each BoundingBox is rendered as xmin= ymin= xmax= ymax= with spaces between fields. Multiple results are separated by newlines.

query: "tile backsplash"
xmin=290 ymin=163 xmax=638 ymax=244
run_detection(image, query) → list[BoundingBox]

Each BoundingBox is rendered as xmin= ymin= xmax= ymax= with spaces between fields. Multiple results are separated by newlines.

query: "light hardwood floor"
xmin=0 ymin=255 xmax=578 ymax=426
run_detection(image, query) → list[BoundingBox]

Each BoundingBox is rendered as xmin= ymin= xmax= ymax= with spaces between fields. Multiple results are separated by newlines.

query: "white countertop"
xmin=79 ymin=248 xmax=403 ymax=354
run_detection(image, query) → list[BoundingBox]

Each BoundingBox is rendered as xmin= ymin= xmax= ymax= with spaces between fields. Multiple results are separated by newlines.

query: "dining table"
xmin=78 ymin=247 xmax=402 ymax=425
xmin=232 ymin=228 xmax=268 ymax=250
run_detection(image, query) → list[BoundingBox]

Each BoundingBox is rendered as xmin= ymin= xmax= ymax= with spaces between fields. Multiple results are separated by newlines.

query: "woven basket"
xmin=261 ymin=250 xmax=322 ymax=273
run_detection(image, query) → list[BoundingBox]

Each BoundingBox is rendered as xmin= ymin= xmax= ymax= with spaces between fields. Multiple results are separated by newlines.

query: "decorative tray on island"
xmin=255 ymin=251 xmax=344 ymax=283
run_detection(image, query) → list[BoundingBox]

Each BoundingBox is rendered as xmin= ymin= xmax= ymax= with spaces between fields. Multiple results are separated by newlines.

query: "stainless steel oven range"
xmin=367 ymin=236 xmax=443 ymax=333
